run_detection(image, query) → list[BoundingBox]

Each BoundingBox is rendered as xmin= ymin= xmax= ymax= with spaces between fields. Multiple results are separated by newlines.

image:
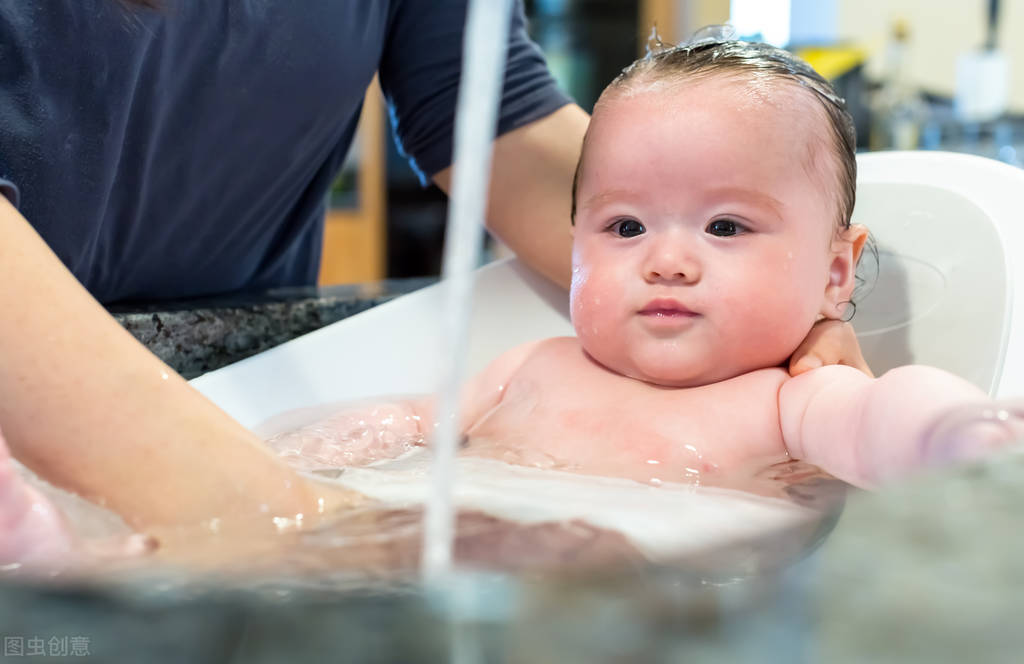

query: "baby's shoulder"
xmin=682 ymin=368 xmax=792 ymax=423
xmin=512 ymin=336 xmax=581 ymax=363
xmin=715 ymin=366 xmax=791 ymax=395
xmin=482 ymin=336 xmax=579 ymax=379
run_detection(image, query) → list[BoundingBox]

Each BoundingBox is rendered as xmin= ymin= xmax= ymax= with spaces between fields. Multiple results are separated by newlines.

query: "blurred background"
xmin=319 ymin=0 xmax=1021 ymax=286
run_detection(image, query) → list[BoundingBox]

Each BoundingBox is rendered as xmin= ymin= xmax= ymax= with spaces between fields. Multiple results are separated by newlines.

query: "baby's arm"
xmin=779 ymin=365 xmax=997 ymax=487
xmin=265 ymin=341 xmax=544 ymax=468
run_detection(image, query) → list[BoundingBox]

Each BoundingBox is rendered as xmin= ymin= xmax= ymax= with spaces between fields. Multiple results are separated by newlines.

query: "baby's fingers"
xmin=923 ymin=400 xmax=1024 ymax=467
xmin=789 ymin=319 xmax=873 ymax=377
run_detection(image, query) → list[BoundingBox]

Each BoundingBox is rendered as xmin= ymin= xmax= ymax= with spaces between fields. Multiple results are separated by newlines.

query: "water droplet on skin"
xmin=646 ymin=459 xmax=660 ymax=465
xmin=160 ymin=372 xmax=169 ymax=380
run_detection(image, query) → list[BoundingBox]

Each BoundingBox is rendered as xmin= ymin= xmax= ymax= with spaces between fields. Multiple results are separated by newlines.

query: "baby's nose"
xmin=644 ymin=246 xmax=699 ymax=283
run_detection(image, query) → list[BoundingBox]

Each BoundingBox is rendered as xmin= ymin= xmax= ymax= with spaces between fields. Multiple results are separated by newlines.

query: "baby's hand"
xmin=788 ymin=319 xmax=873 ymax=377
xmin=265 ymin=403 xmax=426 ymax=471
xmin=921 ymin=400 xmax=1024 ymax=468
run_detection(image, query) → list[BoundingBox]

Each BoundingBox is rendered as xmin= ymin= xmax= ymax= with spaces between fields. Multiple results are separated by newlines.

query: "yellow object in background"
xmin=796 ymin=45 xmax=867 ymax=80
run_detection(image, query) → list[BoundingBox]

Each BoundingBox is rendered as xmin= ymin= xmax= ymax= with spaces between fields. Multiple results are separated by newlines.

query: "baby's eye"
xmin=705 ymin=219 xmax=744 ymax=237
xmin=611 ymin=218 xmax=645 ymax=238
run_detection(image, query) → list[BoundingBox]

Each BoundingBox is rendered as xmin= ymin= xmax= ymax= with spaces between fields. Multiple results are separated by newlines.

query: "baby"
xmin=266 ymin=36 xmax=1022 ymax=489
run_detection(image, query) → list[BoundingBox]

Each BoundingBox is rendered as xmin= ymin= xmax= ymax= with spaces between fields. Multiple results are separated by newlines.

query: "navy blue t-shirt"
xmin=0 ymin=1 xmax=570 ymax=303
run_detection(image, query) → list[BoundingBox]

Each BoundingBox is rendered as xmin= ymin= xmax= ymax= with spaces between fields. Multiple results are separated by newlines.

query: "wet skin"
xmin=462 ymin=336 xmax=791 ymax=485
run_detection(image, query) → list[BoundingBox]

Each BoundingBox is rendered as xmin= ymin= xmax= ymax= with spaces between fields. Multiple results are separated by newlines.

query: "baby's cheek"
xmin=574 ymin=281 xmax=622 ymax=337
xmin=743 ymin=292 xmax=818 ymax=361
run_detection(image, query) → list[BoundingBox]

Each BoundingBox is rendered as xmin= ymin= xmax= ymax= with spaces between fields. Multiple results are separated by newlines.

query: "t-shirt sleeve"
xmin=379 ymin=0 xmax=572 ymax=183
xmin=0 ymin=176 xmax=19 ymax=208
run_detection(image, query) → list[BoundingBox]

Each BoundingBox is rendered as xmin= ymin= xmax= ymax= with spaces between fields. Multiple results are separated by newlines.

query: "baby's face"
xmin=571 ymin=76 xmax=845 ymax=386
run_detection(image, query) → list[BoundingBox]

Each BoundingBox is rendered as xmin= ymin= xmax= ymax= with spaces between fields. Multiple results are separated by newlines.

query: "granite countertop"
xmin=108 ymin=278 xmax=435 ymax=379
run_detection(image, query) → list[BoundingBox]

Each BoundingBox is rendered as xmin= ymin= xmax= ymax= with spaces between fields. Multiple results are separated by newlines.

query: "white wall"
xmin=836 ymin=0 xmax=1024 ymax=112
xmin=689 ymin=0 xmax=1024 ymax=112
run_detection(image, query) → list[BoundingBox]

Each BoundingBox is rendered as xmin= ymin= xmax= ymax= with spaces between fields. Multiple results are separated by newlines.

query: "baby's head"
xmin=569 ymin=35 xmax=868 ymax=387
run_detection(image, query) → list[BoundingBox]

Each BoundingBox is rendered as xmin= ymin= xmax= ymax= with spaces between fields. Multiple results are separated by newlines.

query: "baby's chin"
xmin=600 ymin=357 xmax=738 ymax=389
xmin=624 ymin=366 xmax=728 ymax=389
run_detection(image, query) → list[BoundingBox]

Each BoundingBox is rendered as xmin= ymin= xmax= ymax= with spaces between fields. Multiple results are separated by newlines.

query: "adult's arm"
xmin=380 ymin=0 xmax=579 ymax=288
xmin=0 ymin=197 xmax=349 ymax=530
xmin=779 ymin=364 xmax=995 ymax=487
xmin=433 ymin=103 xmax=586 ymax=289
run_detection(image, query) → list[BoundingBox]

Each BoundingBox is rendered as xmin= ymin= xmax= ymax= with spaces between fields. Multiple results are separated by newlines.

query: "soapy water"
xmin=139 ymin=452 xmax=845 ymax=583
xmin=260 ymin=401 xmax=845 ymax=510
xmin=262 ymin=403 xmax=427 ymax=472
xmin=138 ymin=399 xmax=1023 ymax=579
xmin=254 ymin=415 xmax=850 ymax=580
xmin=7 ymin=400 xmax=1022 ymax=583
xmin=0 ymin=436 xmax=844 ymax=583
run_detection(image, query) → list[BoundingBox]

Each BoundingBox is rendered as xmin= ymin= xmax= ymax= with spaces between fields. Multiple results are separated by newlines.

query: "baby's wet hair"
xmin=571 ymin=29 xmax=858 ymax=236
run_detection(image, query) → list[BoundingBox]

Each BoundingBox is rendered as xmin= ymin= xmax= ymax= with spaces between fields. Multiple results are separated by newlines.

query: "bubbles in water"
xmin=499 ymin=447 xmax=565 ymax=471
xmin=264 ymin=405 xmax=426 ymax=471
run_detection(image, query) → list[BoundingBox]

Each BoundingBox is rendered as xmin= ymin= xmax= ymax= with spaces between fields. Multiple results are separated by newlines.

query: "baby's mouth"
xmin=638 ymin=298 xmax=699 ymax=318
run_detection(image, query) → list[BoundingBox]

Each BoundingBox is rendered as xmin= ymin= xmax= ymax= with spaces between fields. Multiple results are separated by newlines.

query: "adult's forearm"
xmin=434 ymin=103 xmax=589 ymax=289
xmin=0 ymin=199 xmax=336 ymax=530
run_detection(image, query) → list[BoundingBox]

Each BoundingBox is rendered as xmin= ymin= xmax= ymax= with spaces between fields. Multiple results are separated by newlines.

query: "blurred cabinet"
xmin=525 ymin=0 xmax=730 ymax=111
xmin=318 ymin=80 xmax=386 ymax=286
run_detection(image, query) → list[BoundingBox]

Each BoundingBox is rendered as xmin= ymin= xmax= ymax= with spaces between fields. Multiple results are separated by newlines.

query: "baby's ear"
xmin=821 ymin=223 xmax=869 ymax=319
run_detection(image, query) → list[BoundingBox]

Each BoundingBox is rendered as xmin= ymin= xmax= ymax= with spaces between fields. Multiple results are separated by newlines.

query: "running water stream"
xmin=422 ymin=0 xmax=515 ymax=582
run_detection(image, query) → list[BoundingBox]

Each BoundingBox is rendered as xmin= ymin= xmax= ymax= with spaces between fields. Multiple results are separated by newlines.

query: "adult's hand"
xmin=788 ymin=319 xmax=873 ymax=378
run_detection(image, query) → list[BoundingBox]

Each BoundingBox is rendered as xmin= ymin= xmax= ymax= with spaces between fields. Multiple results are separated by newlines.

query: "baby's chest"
xmin=469 ymin=360 xmax=789 ymax=471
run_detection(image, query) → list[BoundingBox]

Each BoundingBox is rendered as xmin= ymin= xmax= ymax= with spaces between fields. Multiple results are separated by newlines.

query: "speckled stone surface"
xmin=109 ymin=279 xmax=435 ymax=379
